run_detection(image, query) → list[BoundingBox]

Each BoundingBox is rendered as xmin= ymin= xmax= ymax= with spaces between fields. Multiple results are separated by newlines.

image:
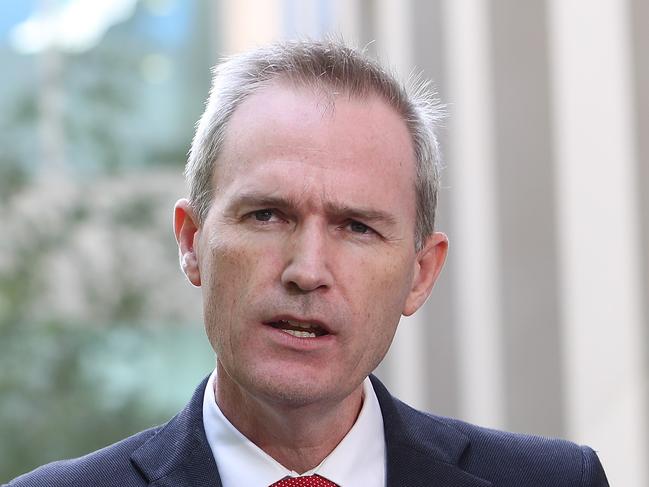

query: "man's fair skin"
xmin=174 ymin=81 xmax=448 ymax=473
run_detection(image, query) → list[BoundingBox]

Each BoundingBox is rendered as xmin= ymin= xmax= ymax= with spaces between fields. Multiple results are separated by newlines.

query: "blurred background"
xmin=0 ymin=1 xmax=646 ymax=485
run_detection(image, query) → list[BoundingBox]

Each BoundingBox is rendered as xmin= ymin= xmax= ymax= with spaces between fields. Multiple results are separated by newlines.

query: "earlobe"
xmin=403 ymin=232 xmax=448 ymax=316
xmin=174 ymin=199 xmax=202 ymax=287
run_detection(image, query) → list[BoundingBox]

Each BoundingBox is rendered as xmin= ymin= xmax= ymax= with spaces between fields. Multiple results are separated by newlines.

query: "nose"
xmin=281 ymin=223 xmax=334 ymax=292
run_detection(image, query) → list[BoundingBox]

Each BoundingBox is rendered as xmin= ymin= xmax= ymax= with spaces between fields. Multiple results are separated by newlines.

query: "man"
xmin=6 ymin=40 xmax=608 ymax=486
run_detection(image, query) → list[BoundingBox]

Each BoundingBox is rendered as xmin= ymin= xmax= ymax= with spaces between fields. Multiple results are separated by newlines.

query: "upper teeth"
xmin=286 ymin=320 xmax=316 ymax=329
xmin=282 ymin=329 xmax=317 ymax=338
xmin=276 ymin=320 xmax=321 ymax=338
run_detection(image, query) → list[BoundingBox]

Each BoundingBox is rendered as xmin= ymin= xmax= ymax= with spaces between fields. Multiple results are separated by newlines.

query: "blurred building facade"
xmin=212 ymin=1 xmax=647 ymax=485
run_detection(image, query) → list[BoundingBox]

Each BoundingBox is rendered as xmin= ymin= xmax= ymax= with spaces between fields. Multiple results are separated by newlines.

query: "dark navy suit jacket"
xmin=5 ymin=375 xmax=609 ymax=486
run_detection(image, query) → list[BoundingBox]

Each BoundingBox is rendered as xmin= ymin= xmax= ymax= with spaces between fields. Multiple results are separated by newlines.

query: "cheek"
xmin=346 ymin=252 xmax=414 ymax=334
xmin=364 ymin=251 xmax=413 ymax=301
xmin=199 ymin=236 xmax=281 ymax=345
xmin=343 ymin=263 xmax=409 ymax=375
xmin=200 ymin=230 xmax=262 ymax=296
xmin=199 ymin=241 xmax=251 ymax=348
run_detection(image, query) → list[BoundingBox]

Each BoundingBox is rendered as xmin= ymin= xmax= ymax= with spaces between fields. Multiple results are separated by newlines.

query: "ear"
xmin=174 ymin=198 xmax=201 ymax=287
xmin=402 ymin=232 xmax=448 ymax=316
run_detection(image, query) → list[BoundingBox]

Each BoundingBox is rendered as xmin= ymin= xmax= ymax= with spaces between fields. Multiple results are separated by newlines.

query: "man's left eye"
xmin=253 ymin=209 xmax=275 ymax=221
xmin=349 ymin=221 xmax=371 ymax=234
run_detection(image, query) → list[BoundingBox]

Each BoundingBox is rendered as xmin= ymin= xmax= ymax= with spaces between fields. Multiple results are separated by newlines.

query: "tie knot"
xmin=270 ymin=474 xmax=339 ymax=486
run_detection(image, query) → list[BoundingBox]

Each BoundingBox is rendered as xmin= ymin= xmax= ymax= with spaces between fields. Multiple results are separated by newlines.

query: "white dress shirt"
xmin=202 ymin=369 xmax=386 ymax=486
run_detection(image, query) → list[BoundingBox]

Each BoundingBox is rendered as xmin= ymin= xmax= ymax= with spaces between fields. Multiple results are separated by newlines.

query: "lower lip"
xmin=264 ymin=323 xmax=335 ymax=350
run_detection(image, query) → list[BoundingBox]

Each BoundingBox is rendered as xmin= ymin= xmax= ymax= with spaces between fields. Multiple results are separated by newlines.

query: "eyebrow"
xmin=324 ymin=201 xmax=398 ymax=227
xmin=229 ymin=191 xmax=399 ymax=227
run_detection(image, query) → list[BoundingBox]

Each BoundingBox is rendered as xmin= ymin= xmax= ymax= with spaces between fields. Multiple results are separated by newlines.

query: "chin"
xmin=249 ymin=371 xmax=348 ymax=408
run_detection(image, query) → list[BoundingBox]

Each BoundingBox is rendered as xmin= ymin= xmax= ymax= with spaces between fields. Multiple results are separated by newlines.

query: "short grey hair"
xmin=185 ymin=39 xmax=444 ymax=250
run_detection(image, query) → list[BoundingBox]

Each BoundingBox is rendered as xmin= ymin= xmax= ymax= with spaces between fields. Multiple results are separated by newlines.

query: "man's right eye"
xmin=252 ymin=209 xmax=274 ymax=222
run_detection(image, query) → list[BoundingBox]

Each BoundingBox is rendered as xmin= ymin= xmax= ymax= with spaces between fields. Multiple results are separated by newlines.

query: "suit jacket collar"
xmin=370 ymin=375 xmax=491 ymax=487
xmin=131 ymin=377 xmax=221 ymax=487
xmin=131 ymin=375 xmax=491 ymax=487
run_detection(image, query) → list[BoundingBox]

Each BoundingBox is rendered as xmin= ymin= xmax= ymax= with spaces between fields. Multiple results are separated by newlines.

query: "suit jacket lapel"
xmin=131 ymin=375 xmax=491 ymax=487
xmin=370 ymin=375 xmax=492 ymax=487
xmin=130 ymin=377 xmax=223 ymax=487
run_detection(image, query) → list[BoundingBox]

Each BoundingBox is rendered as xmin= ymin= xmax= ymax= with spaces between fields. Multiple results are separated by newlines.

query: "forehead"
xmin=213 ymin=81 xmax=417 ymax=222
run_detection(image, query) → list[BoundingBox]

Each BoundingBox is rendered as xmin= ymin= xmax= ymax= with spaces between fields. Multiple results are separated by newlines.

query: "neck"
xmin=214 ymin=362 xmax=364 ymax=473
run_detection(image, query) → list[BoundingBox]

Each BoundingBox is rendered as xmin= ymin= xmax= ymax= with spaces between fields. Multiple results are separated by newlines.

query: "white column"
xmin=217 ymin=0 xmax=282 ymax=55
xmin=548 ymin=1 xmax=647 ymax=485
xmin=374 ymin=0 xmax=414 ymax=75
xmin=282 ymin=0 xmax=318 ymax=38
xmin=371 ymin=0 xmax=430 ymax=410
xmin=330 ymin=0 xmax=362 ymax=45
xmin=442 ymin=0 xmax=505 ymax=429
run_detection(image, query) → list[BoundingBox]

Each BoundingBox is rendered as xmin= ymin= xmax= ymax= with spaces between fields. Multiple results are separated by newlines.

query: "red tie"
xmin=269 ymin=474 xmax=339 ymax=486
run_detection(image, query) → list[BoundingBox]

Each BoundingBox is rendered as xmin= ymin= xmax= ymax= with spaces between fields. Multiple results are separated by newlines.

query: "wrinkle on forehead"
xmin=216 ymin=80 xmax=409 ymax=174
xmin=211 ymin=80 xmax=417 ymax=234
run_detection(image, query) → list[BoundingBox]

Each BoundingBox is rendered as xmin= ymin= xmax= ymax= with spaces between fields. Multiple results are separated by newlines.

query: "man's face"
xmin=176 ymin=82 xmax=447 ymax=408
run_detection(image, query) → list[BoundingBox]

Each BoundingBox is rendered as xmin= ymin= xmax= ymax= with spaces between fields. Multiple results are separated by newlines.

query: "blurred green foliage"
xmin=0 ymin=169 xmax=212 ymax=480
xmin=0 ymin=320 xmax=213 ymax=481
xmin=0 ymin=1 xmax=214 ymax=481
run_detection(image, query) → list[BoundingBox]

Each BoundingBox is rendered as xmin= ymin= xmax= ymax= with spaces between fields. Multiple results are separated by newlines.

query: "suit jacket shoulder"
xmin=437 ymin=414 xmax=607 ymax=486
xmin=369 ymin=375 xmax=609 ymax=487
xmin=5 ymin=426 xmax=160 ymax=487
xmin=5 ymin=377 xmax=219 ymax=487
xmin=6 ymin=375 xmax=609 ymax=487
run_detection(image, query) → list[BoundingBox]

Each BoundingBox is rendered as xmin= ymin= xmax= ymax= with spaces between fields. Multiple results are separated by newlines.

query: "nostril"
xmin=283 ymin=275 xmax=329 ymax=293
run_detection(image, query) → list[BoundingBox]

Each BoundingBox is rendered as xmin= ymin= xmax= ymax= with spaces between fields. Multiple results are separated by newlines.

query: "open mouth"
xmin=267 ymin=319 xmax=329 ymax=338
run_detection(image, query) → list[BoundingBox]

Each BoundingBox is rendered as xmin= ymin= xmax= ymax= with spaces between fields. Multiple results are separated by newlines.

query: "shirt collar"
xmin=202 ymin=369 xmax=386 ymax=487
